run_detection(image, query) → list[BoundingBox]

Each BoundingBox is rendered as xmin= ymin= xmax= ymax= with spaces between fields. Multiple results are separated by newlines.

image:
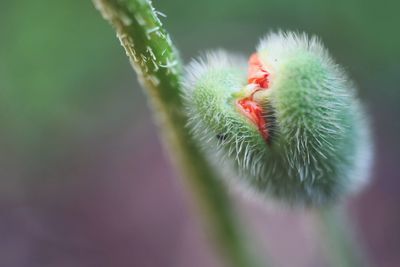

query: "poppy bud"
xmin=184 ymin=32 xmax=372 ymax=206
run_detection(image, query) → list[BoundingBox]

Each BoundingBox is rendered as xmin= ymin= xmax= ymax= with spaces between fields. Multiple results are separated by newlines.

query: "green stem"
xmin=92 ymin=1 xmax=264 ymax=266
xmin=315 ymin=206 xmax=369 ymax=267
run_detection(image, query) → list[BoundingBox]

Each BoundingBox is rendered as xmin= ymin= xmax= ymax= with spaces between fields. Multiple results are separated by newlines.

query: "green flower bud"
xmin=183 ymin=32 xmax=372 ymax=206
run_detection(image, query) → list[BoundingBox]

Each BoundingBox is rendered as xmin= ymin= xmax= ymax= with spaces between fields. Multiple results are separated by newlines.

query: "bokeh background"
xmin=1 ymin=0 xmax=399 ymax=266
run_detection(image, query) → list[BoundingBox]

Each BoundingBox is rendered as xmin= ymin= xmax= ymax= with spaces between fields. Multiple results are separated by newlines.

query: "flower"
xmin=184 ymin=32 xmax=373 ymax=206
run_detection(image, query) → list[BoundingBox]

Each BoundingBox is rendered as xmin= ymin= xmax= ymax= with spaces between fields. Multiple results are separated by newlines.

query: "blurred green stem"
xmin=315 ymin=206 xmax=368 ymax=267
xmin=92 ymin=0 xmax=264 ymax=266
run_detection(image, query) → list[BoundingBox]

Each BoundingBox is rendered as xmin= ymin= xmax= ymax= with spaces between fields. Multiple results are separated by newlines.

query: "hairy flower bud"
xmin=183 ymin=32 xmax=372 ymax=206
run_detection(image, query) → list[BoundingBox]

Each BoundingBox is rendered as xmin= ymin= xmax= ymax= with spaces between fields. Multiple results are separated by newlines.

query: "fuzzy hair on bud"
xmin=183 ymin=32 xmax=372 ymax=206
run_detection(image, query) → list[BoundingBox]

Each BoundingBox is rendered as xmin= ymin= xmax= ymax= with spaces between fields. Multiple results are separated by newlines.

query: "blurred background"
xmin=1 ymin=0 xmax=399 ymax=266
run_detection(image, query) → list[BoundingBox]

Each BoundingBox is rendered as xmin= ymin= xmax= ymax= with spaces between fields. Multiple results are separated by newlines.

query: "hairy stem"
xmin=315 ymin=206 xmax=369 ymax=267
xmin=92 ymin=0 xmax=264 ymax=266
